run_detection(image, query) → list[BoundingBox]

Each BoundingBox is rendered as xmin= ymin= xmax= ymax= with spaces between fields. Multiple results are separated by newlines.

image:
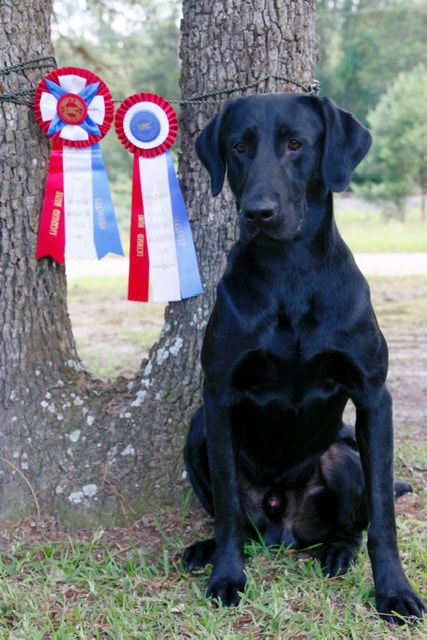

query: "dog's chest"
xmin=229 ymin=329 xmax=350 ymax=470
xmin=231 ymin=347 xmax=344 ymax=408
xmin=231 ymin=301 xmax=341 ymax=400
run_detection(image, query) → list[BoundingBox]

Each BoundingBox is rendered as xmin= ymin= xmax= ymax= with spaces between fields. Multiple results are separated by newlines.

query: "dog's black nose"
xmin=243 ymin=200 xmax=278 ymax=225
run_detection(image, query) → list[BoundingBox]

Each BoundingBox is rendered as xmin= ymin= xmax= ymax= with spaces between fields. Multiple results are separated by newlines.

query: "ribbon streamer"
xmin=33 ymin=66 xmax=123 ymax=262
xmin=115 ymin=92 xmax=203 ymax=302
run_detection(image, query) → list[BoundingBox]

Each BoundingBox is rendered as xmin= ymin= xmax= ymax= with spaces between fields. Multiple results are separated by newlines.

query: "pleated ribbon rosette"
xmin=33 ymin=66 xmax=123 ymax=262
xmin=115 ymin=92 xmax=203 ymax=302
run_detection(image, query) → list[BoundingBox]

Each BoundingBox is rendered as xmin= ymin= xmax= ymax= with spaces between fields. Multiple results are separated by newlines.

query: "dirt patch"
xmin=0 ymin=506 xmax=211 ymax=558
xmin=371 ymin=277 xmax=427 ymax=443
xmin=67 ymin=279 xmax=165 ymax=379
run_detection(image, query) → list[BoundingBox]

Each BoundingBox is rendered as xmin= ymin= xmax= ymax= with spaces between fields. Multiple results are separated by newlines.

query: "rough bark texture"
xmin=0 ymin=0 xmax=317 ymax=526
xmin=0 ymin=0 xmax=82 ymax=520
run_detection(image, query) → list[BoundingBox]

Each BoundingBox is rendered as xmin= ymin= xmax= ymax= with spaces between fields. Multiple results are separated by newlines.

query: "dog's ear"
xmin=318 ymin=97 xmax=372 ymax=192
xmin=195 ymin=106 xmax=229 ymax=197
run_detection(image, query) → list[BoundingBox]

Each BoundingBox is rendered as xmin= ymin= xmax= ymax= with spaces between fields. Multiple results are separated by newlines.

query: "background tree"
xmin=315 ymin=0 xmax=427 ymax=216
xmin=316 ymin=0 xmax=427 ymax=122
xmin=354 ymin=64 xmax=427 ymax=221
xmin=53 ymin=0 xmax=182 ymax=242
xmin=0 ymin=0 xmax=317 ymax=526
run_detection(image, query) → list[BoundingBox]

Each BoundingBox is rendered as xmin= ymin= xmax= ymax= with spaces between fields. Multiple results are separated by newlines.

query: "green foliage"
xmin=316 ymin=2 xmax=427 ymax=216
xmin=354 ymin=64 xmax=427 ymax=218
xmin=50 ymin=1 xmax=427 ymax=221
xmin=52 ymin=0 xmax=181 ymax=239
xmin=53 ymin=0 xmax=181 ymax=102
xmin=316 ymin=0 xmax=427 ymax=123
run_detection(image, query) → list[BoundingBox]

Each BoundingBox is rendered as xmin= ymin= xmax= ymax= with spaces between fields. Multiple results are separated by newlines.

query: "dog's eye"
xmin=234 ymin=142 xmax=247 ymax=154
xmin=288 ymin=139 xmax=302 ymax=151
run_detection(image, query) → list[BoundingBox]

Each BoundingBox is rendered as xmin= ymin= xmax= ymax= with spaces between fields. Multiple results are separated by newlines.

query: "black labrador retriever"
xmin=183 ymin=93 xmax=425 ymax=623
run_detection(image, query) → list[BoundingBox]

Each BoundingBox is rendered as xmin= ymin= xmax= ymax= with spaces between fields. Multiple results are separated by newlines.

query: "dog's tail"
xmin=394 ymin=479 xmax=412 ymax=500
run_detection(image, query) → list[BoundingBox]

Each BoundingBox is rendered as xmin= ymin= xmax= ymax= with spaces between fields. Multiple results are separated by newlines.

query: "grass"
xmin=0 ymin=516 xmax=425 ymax=639
xmin=334 ymin=200 xmax=426 ymax=253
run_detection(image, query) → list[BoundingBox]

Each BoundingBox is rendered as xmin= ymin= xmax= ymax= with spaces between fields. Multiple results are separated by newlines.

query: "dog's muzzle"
xmin=240 ymin=197 xmax=280 ymax=239
xmin=240 ymin=197 xmax=302 ymax=242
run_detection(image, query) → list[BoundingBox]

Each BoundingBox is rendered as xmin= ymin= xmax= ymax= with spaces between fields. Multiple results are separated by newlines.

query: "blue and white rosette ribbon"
xmin=115 ymin=92 xmax=203 ymax=302
xmin=34 ymin=66 xmax=123 ymax=262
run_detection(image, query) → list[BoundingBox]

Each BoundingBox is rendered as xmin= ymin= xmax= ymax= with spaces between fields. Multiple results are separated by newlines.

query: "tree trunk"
xmin=419 ymin=154 xmax=426 ymax=223
xmin=396 ymin=199 xmax=406 ymax=223
xmin=0 ymin=0 xmax=82 ymax=521
xmin=0 ymin=0 xmax=317 ymax=527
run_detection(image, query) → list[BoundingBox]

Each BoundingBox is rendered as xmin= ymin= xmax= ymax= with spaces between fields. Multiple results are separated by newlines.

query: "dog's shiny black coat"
xmin=183 ymin=94 xmax=425 ymax=623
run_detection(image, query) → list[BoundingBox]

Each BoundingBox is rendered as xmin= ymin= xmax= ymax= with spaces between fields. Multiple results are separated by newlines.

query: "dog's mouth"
xmin=247 ymin=230 xmax=289 ymax=245
xmin=237 ymin=198 xmax=305 ymax=244
xmin=240 ymin=217 xmax=304 ymax=244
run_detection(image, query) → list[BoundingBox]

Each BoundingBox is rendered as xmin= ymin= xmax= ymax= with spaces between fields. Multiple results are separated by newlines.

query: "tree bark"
xmin=419 ymin=154 xmax=426 ymax=223
xmin=0 ymin=0 xmax=317 ymax=526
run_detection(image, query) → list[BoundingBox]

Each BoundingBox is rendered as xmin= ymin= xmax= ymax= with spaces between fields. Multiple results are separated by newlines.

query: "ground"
xmin=0 ymin=271 xmax=425 ymax=638
xmin=4 ymin=274 xmax=426 ymax=542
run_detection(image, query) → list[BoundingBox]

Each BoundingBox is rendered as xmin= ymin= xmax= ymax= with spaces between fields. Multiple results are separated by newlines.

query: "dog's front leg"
xmin=356 ymin=386 xmax=425 ymax=623
xmin=204 ymin=390 xmax=246 ymax=606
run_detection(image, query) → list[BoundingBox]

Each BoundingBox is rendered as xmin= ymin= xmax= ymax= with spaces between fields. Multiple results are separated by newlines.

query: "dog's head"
xmin=196 ymin=94 xmax=371 ymax=243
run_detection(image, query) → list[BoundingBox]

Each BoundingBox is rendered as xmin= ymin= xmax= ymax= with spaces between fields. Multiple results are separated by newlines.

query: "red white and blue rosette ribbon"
xmin=115 ymin=92 xmax=203 ymax=302
xmin=33 ymin=66 xmax=123 ymax=262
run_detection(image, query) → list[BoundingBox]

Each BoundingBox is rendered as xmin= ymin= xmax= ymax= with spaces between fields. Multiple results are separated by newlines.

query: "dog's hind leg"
xmin=317 ymin=440 xmax=369 ymax=577
xmin=318 ymin=442 xmax=414 ymax=577
xmin=184 ymin=406 xmax=214 ymax=517
xmin=183 ymin=538 xmax=216 ymax=571
xmin=318 ymin=533 xmax=363 ymax=577
xmin=183 ymin=407 xmax=217 ymax=571
xmin=393 ymin=480 xmax=412 ymax=500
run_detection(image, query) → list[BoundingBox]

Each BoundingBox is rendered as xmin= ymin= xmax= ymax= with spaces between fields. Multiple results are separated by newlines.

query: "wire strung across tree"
xmin=0 ymin=55 xmax=320 ymax=107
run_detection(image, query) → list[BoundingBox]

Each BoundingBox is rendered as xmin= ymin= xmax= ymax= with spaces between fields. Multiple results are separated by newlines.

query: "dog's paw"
xmin=182 ymin=538 xmax=216 ymax=572
xmin=376 ymin=589 xmax=426 ymax=625
xmin=206 ymin=572 xmax=246 ymax=607
xmin=318 ymin=542 xmax=357 ymax=577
